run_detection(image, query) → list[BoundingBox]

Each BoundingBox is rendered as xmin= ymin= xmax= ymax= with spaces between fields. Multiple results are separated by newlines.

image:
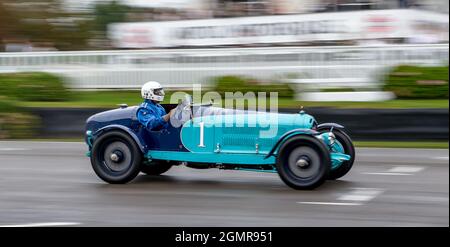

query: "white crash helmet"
xmin=141 ymin=81 xmax=165 ymax=102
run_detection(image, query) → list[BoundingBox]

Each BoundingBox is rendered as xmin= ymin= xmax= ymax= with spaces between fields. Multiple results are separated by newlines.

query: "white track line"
xmin=338 ymin=188 xmax=383 ymax=202
xmin=388 ymin=166 xmax=425 ymax=173
xmin=297 ymin=202 xmax=362 ymax=206
xmin=434 ymin=156 xmax=449 ymax=160
xmin=0 ymin=222 xmax=80 ymax=227
xmin=298 ymin=188 xmax=383 ymax=206
xmin=0 ymin=148 xmax=30 ymax=151
xmin=362 ymin=172 xmax=412 ymax=176
xmin=363 ymin=166 xmax=426 ymax=176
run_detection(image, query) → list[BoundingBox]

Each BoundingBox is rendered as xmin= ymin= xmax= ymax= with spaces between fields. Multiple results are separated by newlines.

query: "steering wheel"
xmin=170 ymin=95 xmax=218 ymax=127
xmin=169 ymin=95 xmax=193 ymax=128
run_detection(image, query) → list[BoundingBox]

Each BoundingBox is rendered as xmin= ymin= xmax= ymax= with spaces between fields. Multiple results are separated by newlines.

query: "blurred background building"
xmin=0 ymin=0 xmax=447 ymax=97
xmin=1 ymin=0 xmax=448 ymax=51
xmin=0 ymin=0 xmax=448 ymax=140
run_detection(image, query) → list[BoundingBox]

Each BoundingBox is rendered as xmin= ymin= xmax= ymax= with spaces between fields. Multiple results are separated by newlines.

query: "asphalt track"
xmin=0 ymin=141 xmax=448 ymax=227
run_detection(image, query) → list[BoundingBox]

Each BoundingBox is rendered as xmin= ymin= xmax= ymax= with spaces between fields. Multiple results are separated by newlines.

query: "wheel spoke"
xmin=102 ymin=141 xmax=132 ymax=172
xmin=288 ymin=146 xmax=320 ymax=178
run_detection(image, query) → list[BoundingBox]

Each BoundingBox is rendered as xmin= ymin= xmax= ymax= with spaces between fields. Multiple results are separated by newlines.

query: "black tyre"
xmin=276 ymin=135 xmax=331 ymax=190
xmin=141 ymin=160 xmax=174 ymax=175
xmin=90 ymin=130 xmax=142 ymax=184
xmin=318 ymin=128 xmax=355 ymax=180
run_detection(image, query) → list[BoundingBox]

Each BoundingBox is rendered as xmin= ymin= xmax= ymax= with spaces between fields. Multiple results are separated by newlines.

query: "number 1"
xmin=198 ymin=121 xmax=205 ymax=147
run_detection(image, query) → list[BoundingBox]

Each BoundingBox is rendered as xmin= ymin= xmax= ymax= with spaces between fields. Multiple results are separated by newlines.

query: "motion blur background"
xmin=0 ymin=0 xmax=448 ymax=228
xmin=0 ymin=0 xmax=448 ymax=145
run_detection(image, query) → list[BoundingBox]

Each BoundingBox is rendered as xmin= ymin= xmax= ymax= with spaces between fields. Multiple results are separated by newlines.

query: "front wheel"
xmin=276 ymin=135 xmax=331 ymax=190
xmin=90 ymin=130 xmax=142 ymax=184
xmin=318 ymin=128 xmax=355 ymax=180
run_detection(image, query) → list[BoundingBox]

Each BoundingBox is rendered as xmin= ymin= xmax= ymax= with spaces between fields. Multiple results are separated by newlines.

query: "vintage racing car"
xmin=85 ymin=95 xmax=355 ymax=189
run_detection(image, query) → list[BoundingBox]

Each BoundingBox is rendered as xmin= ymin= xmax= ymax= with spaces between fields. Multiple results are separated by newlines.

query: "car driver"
xmin=137 ymin=81 xmax=175 ymax=131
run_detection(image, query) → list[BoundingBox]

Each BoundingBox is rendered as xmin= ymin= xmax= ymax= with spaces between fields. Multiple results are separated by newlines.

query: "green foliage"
xmin=0 ymin=112 xmax=40 ymax=139
xmin=0 ymin=72 xmax=70 ymax=101
xmin=383 ymin=65 xmax=449 ymax=99
xmin=94 ymin=0 xmax=130 ymax=33
xmin=1 ymin=0 xmax=92 ymax=51
xmin=212 ymin=75 xmax=294 ymax=98
xmin=0 ymin=99 xmax=39 ymax=139
xmin=0 ymin=99 xmax=18 ymax=113
xmin=0 ymin=2 xmax=22 ymax=40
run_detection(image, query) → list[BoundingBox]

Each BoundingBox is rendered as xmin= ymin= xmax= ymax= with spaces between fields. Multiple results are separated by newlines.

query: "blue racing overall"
xmin=136 ymin=100 xmax=168 ymax=131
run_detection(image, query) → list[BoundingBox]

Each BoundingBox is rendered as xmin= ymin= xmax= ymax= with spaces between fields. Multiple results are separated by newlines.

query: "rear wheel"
xmin=276 ymin=135 xmax=330 ymax=190
xmin=90 ymin=130 xmax=142 ymax=184
xmin=141 ymin=160 xmax=174 ymax=175
xmin=318 ymin=128 xmax=355 ymax=180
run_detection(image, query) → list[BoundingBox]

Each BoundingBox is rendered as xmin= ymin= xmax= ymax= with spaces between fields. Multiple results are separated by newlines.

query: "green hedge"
xmin=383 ymin=65 xmax=449 ymax=99
xmin=212 ymin=75 xmax=294 ymax=98
xmin=0 ymin=112 xmax=40 ymax=139
xmin=0 ymin=99 xmax=16 ymax=113
xmin=0 ymin=72 xmax=70 ymax=101
xmin=0 ymin=72 xmax=58 ymax=138
xmin=0 ymin=100 xmax=39 ymax=139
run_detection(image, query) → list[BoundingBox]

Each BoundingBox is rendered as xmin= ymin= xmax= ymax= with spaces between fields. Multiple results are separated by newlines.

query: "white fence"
xmin=0 ymin=44 xmax=448 ymax=90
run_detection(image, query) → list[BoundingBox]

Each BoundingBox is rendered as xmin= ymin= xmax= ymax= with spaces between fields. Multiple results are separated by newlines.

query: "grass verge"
xmin=14 ymin=90 xmax=449 ymax=109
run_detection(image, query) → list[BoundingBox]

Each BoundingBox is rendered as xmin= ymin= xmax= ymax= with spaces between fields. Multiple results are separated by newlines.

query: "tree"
xmin=0 ymin=0 xmax=93 ymax=50
xmin=94 ymin=0 xmax=130 ymax=33
xmin=0 ymin=2 xmax=23 ymax=41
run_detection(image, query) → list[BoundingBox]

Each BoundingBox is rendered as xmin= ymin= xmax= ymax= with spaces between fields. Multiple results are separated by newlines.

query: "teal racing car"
xmin=85 ymin=95 xmax=355 ymax=190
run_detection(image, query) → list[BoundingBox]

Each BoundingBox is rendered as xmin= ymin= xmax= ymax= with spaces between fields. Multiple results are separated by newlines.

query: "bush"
xmin=0 ymin=100 xmax=40 ymax=139
xmin=212 ymin=75 xmax=294 ymax=98
xmin=383 ymin=65 xmax=449 ymax=99
xmin=0 ymin=72 xmax=70 ymax=101
xmin=1 ymin=97 xmax=42 ymax=139
xmin=0 ymin=112 xmax=40 ymax=139
xmin=0 ymin=99 xmax=16 ymax=113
